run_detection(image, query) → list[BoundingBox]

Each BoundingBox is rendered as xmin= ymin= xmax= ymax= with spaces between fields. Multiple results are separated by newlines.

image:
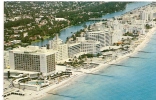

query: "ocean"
xmin=41 ymin=2 xmax=156 ymax=100
xmin=42 ymin=32 xmax=156 ymax=100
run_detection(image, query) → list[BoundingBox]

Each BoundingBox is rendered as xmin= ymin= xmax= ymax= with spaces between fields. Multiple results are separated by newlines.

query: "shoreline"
xmin=31 ymin=36 xmax=50 ymax=44
xmin=5 ymin=27 xmax=155 ymax=100
xmin=34 ymin=26 xmax=156 ymax=100
xmin=31 ymin=25 xmax=74 ymax=45
xmin=4 ymin=2 xmax=155 ymax=100
xmin=31 ymin=2 xmax=152 ymax=46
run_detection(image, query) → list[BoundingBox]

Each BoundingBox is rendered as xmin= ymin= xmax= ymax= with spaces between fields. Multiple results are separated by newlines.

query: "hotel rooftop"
xmin=10 ymin=46 xmax=57 ymax=55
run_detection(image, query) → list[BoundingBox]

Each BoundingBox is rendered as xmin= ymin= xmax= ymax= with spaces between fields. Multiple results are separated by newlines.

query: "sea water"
xmin=42 ymin=32 xmax=156 ymax=100
xmin=41 ymin=2 xmax=156 ymax=100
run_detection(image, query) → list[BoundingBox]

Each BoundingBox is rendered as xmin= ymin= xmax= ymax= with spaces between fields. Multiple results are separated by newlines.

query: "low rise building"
xmin=55 ymin=18 xmax=67 ymax=21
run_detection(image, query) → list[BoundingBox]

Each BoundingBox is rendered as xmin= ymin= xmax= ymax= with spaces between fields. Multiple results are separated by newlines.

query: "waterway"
xmin=41 ymin=2 xmax=156 ymax=100
xmin=32 ymin=2 xmax=151 ymax=47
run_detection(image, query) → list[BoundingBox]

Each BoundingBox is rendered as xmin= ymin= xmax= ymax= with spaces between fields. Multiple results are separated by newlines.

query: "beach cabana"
xmin=102 ymin=51 xmax=114 ymax=60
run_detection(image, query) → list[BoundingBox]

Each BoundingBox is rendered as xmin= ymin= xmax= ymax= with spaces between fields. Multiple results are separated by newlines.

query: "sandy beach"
xmin=3 ymin=1 xmax=156 ymax=100
xmin=4 ymin=24 xmax=156 ymax=100
xmin=6 ymin=25 xmax=154 ymax=100
xmin=4 ymin=26 xmax=156 ymax=100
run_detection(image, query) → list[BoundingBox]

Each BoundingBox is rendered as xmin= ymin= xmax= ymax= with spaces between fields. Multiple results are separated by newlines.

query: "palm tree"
xmin=121 ymin=38 xmax=125 ymax=45
xmin=121 ymin=38 xmax=125 ymax=51
xmin=21 ymin=75 xmax=27 ymax=90
xmin=125 ymin=46 xmax=129 ymax=51
xmin=83 ymin=24 xmax=87 ymax=29
xmin=40 ymin=72 xmax=44 ymax=79
xmin=36 ymin=73 xmax=41 ymax=85
xmin=78 ymin=56 xmax=82 ymax=60
xmin=7 ymin=71 xmax=10 ymax=79
xmin=36 ymin=81 xmax=39 ymax=85
xmin=97 ymin=53 xmax=100 ymax=57
xmin=64 ymin=61 xmax=67 ymax=66
xmin=23 ymin=80 xmax=26 ymax=90
xmin=90 ymin=58 xmax=92 ymax=64
xmin=127 ymin=37 xmax=131 ymax=45
xmin=85 ymin=56 xmax=88 ymax=65
xmin=121 ymin=44 xmax=124 ymax=50
xmin=75 ymin=59 xmax=78 ymax=63
xmin=18 ymin=82 xmax=20 ymax=89
xmin=102 ymin=56 xmax=105 ymax=59
xmin=11 ymin=79 xmax=14 ymax=87
xmin=74 ymin=56 xmax=77 ymax=61
xmin=88 ymin=25 xmax=91 ymax=30
xmin=85 ymin=56 xmax=87 ymax=62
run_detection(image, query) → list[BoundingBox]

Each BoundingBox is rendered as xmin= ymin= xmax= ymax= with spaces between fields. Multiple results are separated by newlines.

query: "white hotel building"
xmin=86 ymin=29 xmax=112 ymax=47
xmin=140 ymin=6 xmax=154 ymax=21
xmin=111 ymin=29 xmax=123 ymax=43
xmin=68 ymin=37 xmax=100 ymax=58
xmin=49 ymin=35 xmax=68 ymax=63
xmin=107 ymin=19 xmax=123 ymax=43
xmin=9 ymin=46 xmax=57 ymax=76
xmin=68 ymin=42 xmax=81 ymax=58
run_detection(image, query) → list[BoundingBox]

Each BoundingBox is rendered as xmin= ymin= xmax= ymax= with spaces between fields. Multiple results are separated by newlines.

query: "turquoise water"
xmin=27 ymin=80 xmax=44 ymax=85
xmin=41 ymin=2 xmax=156 ymax=100
xmin=42 ymin=32 xmax=156 ymax=100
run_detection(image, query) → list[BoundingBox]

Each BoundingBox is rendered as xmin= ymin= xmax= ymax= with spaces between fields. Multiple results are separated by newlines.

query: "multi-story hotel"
xmin=68 ymin=42 xmax=81 ymax=58
xmin=68 ymin=37 xmax=100 ymax=58
xmin=111 ymin=29 xmax=123 ymax=43
xmin=107 ymin=19 xmax=123 ymax=43
xmin=86 ymin=29 xmax=112 ymax=47
xmin=9 ymin=46 xmax=57 ymax=76
xmin=140 ymin=6 xmax=154 ymax=21
xmin=78 ymin=37 xmax=101 ymax=54
xmin=49 ymin=35 xmax=68 ymax=63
